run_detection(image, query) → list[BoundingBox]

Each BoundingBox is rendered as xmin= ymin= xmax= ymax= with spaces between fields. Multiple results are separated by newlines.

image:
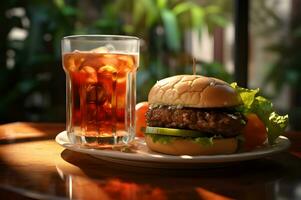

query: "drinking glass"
xmin=62 ymin=35 xmax=139 ymax=148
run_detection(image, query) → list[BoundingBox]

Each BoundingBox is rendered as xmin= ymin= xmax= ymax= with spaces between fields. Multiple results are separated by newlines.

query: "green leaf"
xmin=123 ymin=25 xmax=135 ymax=34
xmin=208 ymin=15 xmax=228 ymax=27
xmin=230 ymin=82 xmax=259 ymax=109
xmin=191 ymin=7 xmax=204 ymax=29
xmin=94 ymin=19 xmax=119 ymax=28
xmin=54 ymin=0 xmax=64 ymax=9
xmin=252 ymin=98 xmax=288 ymax=143
xmin=141 ymin=0 xmax=158 ymax=27
xmin=266 ymin=112 xmax=288 ymax=144
xmin=231 ymin=83 xmax=289 ymax=144
xmin=145 ymin=133 xmax=214 ymax=146
xmin=161 ymin=9 xmax=180 ymax=52
xmin=61 ymin=6 xmax=77 ymax=16
xmin=252 ymin=96 xmax=273 ymax=118
xmin=146 ymin=133 xmax=174 ymax=144
xmin=194 ymin=137 xmax=213 ymax=146
xmin=156 ymin=0 xmax=167 ymax=10
xmin=205 ymin=5 xmax=220 ymax=14
xmin=133 ymin=0 xmax=145 ymax=26
xmin=172 ymin=2 xmax=192 ymax=15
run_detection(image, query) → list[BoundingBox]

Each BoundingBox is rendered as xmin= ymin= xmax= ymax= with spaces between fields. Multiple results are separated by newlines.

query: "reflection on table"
xmin=0 ymin=122 xmax=300 ymax=200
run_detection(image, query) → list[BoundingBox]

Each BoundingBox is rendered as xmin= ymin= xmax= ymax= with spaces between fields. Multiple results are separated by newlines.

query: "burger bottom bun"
xmin=145 ymin=135 xmax=238 ymax=156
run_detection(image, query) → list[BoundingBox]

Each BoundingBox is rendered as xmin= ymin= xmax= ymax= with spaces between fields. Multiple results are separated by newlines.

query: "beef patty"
xmin=146 ymin=106 xmax=246 ymax=137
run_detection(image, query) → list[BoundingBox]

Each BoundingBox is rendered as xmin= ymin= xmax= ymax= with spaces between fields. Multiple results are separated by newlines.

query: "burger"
xmin=144 ymin=75 xmax=246 ymax=156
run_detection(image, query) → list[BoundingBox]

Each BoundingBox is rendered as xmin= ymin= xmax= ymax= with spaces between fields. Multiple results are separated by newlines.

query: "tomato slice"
xmin=135 ymin=102 xmax=148 ymax=137
xmin=242 ymin=113 xmax=267 ymax=150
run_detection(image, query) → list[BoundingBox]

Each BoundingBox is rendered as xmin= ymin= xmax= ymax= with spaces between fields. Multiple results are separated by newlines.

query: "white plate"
xmin=56 ymin=131 xmax=290 ymax=168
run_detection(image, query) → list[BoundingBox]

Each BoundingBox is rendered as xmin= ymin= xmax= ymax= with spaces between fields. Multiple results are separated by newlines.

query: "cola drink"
xmin=63 ymin=51 xmax=138 ymax=147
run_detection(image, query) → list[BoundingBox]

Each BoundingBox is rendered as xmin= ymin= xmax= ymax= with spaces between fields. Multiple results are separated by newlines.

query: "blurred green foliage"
xmin=265 ymin=10 xmax=301 ymax=130
xmin=1 ymin=0 xmax=231 ymax=122
xmin=251 ymin=0 xmax=301 ymax=130
xmin=251 ymin=0 xmax=301 ymax=94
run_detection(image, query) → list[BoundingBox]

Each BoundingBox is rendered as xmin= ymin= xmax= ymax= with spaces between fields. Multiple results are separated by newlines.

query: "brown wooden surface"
xmin=0 ymin=122 xmax=300 ymax=200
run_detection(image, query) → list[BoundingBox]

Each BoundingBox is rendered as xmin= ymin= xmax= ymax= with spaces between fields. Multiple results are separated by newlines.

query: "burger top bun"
xmin=148 ymin=75 xmax=242 ymax=108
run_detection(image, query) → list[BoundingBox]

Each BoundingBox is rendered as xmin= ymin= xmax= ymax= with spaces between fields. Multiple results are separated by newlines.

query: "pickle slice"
xmin=145 ymin=126 xmax=207 ymax=137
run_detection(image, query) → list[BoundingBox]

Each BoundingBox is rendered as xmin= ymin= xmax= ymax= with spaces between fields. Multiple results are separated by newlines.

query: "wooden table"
xmin=0 ymin=122 xmax=300 ymax=200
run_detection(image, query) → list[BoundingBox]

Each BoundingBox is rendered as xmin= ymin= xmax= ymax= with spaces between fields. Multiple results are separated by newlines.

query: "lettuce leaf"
xmin=231 ymin=83 xmax=289 ymax=144
xmin=231 ymin=83 xmax=259 ymax=109
xmin=145 ymin=133 xmax=173 ymax=144
xmin=193 ymin=137 xmax=213 ymax=146
xmin=145 ymin=133 xmax=214 ymax=146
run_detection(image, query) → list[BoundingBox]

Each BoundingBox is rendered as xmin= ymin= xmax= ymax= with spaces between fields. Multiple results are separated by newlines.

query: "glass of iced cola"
xmin=62 ymin=35 xmax=139 ymax=148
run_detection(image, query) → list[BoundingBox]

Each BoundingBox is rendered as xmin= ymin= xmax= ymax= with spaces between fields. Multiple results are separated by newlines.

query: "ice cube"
xmin=66 ymin=58 xmax=77 ymax=72
xmin=64 ymin=54 xmax=78 ymax=72
xmin=91 ymin=44 xmax=115 ymax=53
xmin=86 ymin=84 xmax=97 ymax=103
xmin=105 ymin=44 xmax=115 ymax=52
xmin=118 ymin=55 xmax=135 ymax=71
xmin=91 ymin=47 xmax=109 ymax=53
xmin=96 ymin=84 xmax=108 ymax=104
xmin=80 ymin=66 xmax=97 ymax=84
xmin=86 ymin=84 xmax=107 ymax=104
xmin=98 ymin=65 xmax=117 ymax=74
